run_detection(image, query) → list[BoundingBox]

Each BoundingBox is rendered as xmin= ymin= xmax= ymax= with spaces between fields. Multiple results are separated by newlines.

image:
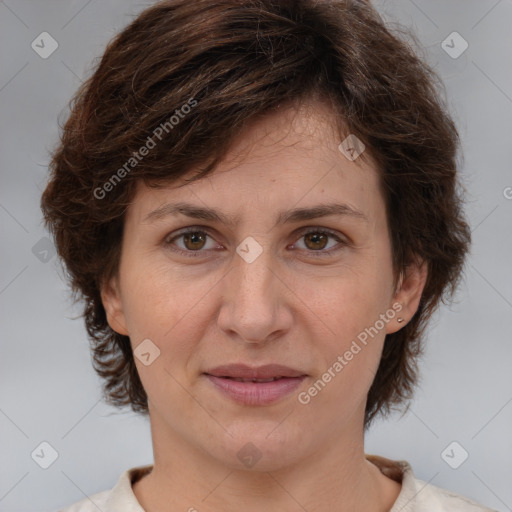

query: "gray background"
xmin=1 ymin=1 xmax=511 ymax=511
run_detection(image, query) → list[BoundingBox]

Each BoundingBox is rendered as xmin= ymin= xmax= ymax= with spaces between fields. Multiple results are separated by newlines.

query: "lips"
xmin=223 ymin=377 xmax=282 ymax=383
xmin=204 ymin=364 xmax=307 ymax=405
xmin=204 ymin=363 xmax=306 ymax=380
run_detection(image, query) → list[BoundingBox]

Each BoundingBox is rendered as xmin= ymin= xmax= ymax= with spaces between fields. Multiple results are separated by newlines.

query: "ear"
xmin=386 ymin=257 xmax=428 ymax=334
xmin=100 ymin=275 xmax=129 ymax=336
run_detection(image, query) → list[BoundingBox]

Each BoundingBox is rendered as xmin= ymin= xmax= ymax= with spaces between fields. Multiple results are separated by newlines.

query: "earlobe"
xmin=386 ymin=258 xmax=428 ymax=334
xmin=100 ymin=276 xmax=129 ymax=336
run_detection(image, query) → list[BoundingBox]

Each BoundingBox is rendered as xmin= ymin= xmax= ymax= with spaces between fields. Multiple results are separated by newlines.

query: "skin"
xmin=101 ymin=99 xmax=427 ymax=512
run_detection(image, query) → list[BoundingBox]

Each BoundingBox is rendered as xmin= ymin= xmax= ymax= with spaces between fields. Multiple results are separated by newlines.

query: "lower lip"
xmin=205 ymin=375 xmax=306 ymax=405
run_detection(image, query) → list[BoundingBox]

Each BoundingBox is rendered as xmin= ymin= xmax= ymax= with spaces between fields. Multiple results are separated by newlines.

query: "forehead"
xmin=126 ymin=100 xmax=384 ymax=225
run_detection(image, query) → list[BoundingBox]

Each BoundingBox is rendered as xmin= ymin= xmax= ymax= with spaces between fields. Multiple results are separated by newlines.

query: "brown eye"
xmin=165 ymin=229 xmax=219 ymax=257
xmin=303 ymin=232 xmax=329 ymax=251
xmin=165 ymin=226 xmax=347 ymax=259
xmin=182 ymin=231 xmax=207 ymax=251
xmin=293 ymin=228 xmax=347 ymax=257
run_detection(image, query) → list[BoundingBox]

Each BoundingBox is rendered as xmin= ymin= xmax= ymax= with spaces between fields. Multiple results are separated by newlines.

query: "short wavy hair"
xmin=41 ymin=0 xmax=471 ymax=428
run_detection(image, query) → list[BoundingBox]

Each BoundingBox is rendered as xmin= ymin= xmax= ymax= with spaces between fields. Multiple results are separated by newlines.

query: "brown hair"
xmin=41 ymin=0 xmax=470 ymax=428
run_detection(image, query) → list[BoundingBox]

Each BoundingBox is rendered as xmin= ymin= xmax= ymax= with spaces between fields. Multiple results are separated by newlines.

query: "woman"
xmin=41 ymin=0 xmax=496 ymax=510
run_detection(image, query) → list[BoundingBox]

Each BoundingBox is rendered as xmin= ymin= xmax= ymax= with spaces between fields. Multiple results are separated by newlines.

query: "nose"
xmin=216 ymin=245 xmax=293 ymax=345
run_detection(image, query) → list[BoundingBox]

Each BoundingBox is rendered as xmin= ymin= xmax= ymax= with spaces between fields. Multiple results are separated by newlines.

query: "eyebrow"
xmin=143 ymin=201 xmax=368 ymax=227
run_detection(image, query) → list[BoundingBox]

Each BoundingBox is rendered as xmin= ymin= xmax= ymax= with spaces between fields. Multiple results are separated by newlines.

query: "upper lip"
xmin=204 ymin=364 xmax=307 ymax=379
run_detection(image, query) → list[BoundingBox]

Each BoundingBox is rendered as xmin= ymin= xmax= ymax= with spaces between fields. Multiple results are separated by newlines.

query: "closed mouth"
xmin=207 ymin=375 xmax=296 ymax=383
xmin=204 ymin=363 xmax=307 ymax=381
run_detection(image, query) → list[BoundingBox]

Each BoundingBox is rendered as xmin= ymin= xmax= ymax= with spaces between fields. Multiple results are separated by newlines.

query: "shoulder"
xmin=366 ymin=454 xmax=497 ymax=512
xmin=55 ymin=465 xmax=152 ymax=512
xmin=411 ymin=478 xmax=497 ymax=512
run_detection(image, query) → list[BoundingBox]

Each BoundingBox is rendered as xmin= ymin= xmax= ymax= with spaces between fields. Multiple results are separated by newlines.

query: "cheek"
xmin=293 ymin=252 xmax=393 ymax=396
xmin=297 ymin=261 xmax=392 ymax=341
xmin=298 ymin=279 xmax=388 ymax=415
xmin=119 ymin=258 xmax=218 ymax=356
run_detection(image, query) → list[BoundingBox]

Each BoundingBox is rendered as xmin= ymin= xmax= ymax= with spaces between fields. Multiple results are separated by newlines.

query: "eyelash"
xmin=164 ymin=226 xmax=349 ymax=258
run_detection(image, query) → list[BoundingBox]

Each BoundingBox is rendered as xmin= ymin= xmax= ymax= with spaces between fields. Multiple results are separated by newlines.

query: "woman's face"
xmin=102 ymin=101 xmax=425 ymax=471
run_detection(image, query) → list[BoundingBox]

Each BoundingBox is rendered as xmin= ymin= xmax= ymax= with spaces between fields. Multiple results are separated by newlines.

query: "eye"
xmin=164 ymin=226 xmax=349 ymax=258
xmin=291 ymin=227 xmax=348 ymax=256
xmin=164 ymin=228 xmax=219 ymax=257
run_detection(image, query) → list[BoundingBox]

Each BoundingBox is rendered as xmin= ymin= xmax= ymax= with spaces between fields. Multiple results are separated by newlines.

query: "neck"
xmin=133 ymin=407 xmax=400 ymax=512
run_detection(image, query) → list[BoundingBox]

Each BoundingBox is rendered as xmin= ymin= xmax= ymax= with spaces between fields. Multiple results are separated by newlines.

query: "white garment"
xmin=57 ymin=454 xmax=497 ymax=511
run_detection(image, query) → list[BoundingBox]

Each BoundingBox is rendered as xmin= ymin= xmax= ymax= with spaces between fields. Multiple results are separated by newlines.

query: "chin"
xmin=209 ymin=421 xmax=306 ymax=472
